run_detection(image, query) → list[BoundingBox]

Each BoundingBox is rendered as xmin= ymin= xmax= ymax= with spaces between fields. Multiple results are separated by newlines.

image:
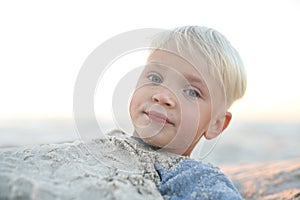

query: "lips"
xmin=145 ymin=110 xmax=174 ymax=125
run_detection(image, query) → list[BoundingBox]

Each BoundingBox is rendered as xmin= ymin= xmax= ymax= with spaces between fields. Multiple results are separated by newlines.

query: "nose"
xmin=152 ymin=88 xmax=176 ymax=108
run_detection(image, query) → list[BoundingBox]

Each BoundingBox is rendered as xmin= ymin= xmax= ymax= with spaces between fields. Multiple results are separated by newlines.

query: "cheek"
xmin=129 ymin=89 xmax=145 ymax=115
xmin=179 ymin=101 xmax=210 ymax=134
xmin=181 ymin=107 xmax=200 ymax=133
xmin=129 ymin=94 xmax=138 ymax=118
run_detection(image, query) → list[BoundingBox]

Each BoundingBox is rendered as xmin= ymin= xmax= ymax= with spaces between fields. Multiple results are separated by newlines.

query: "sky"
xmin=0 ymin=0 xmax=300 ymax=122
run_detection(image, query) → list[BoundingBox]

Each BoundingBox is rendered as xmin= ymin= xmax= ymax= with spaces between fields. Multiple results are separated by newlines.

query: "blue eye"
xmin=184 ymin=89 xmax=201 ymax=98
xmin=148 ymin=74 xmax=162 ymax=84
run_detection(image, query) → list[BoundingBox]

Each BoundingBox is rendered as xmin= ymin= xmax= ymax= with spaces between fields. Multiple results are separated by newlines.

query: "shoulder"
xmin=156 ymin=159 xmax=242 ymax=200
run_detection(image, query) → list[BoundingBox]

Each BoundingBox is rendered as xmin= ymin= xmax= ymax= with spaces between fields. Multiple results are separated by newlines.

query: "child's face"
xmin=129 ymin=50 xmax=226 ymax=156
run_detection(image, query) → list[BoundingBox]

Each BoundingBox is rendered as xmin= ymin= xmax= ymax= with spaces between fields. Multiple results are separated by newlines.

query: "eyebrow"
xmin=184 ymin=73 xmax=206 ymax=86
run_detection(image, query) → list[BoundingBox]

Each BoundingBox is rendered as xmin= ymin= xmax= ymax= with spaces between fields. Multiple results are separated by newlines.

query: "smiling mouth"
xmin=144 ymin=111 xmax=174 ymax=126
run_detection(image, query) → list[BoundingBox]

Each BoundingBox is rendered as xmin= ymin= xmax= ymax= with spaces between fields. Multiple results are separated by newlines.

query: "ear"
xmin=204 ymin=112 xmax=232 ymax=140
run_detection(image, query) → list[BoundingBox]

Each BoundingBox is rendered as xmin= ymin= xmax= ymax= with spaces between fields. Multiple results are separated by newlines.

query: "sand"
xmin=0 ymin=129 xmax=299 ymax=200
xmin=0 ymin=130 xmax=183 ymax=199
xmin=222 ymin=158 xmax=300 ymax=200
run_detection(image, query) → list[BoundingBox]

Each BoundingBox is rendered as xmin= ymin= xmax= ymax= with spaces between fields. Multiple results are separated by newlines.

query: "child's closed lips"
xmin=144 ymin=110 xmax=174 ymax=126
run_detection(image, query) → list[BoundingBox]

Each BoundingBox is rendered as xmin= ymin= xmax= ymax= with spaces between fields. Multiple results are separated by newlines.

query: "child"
xmin=127 ymin=26 xmax=246 ymax=199
xmin=99 ymin=25 xmax=245 ymax=199
xmin=129 ymin=26 xmax=246 ymax=157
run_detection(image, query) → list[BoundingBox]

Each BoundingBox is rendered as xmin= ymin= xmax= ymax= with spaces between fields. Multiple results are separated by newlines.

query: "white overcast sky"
xmin=0 ymin=0 xmax=299 ymax=121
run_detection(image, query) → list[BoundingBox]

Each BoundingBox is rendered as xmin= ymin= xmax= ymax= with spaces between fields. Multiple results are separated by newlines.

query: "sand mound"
xmin=0 ymin=130 xmax=184 ymax=199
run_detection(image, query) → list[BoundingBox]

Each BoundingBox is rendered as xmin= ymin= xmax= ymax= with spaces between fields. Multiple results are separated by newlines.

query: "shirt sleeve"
xmin=155 ymin=159 xmax=242 ymax=200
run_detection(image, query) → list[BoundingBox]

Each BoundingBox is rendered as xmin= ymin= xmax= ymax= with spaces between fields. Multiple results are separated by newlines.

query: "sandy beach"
xmin=222 ymin=158 xmax=300 ymax=199
xmin=0 ymin=119 xmax=299 ymax=199
xmin=1 ymin=119 xmax=299 ymax=165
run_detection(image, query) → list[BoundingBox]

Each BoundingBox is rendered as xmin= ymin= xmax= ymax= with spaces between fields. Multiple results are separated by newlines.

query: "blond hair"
xmin=150 ymin=26 xmax=247 ymax=108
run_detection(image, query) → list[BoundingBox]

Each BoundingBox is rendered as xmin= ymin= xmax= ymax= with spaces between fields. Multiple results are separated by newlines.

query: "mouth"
xmin=144 ymin=111 xmax=174 ymax=126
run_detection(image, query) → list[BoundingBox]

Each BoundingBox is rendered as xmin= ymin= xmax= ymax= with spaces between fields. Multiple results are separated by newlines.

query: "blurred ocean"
xmin=0 ymin=119 xmax=299 ymax=165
